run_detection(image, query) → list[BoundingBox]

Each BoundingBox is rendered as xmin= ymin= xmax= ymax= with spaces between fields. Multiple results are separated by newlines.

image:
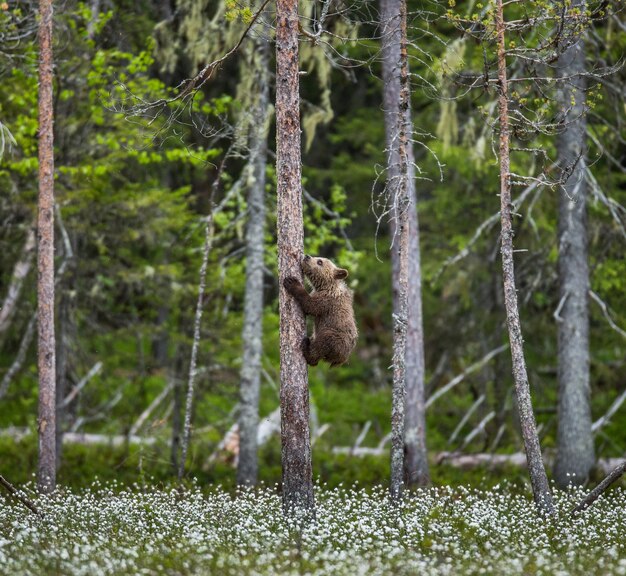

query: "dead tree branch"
xmin=589 ymin=290 xmax=626 ymax=339
xmin=61 ymin=362 xmax=103 ymax=408
xmin=0 ymin=227 xmax=36 ymax=336
xmin=572 ymin=460 xmax=626 ymax=514
xmin=0 ymin=474 xmax=40 ymax=515
xmin=129 ymin=380 xmax=174 ymax=437
xmin=426 ymin=344 xmax=508 ymax=408
xmin=0 ymin=313 xmax=37 ymax=400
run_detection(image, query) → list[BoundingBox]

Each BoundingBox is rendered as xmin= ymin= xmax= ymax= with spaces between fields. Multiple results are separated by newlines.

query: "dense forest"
xmin=1 ymin=0 xmax=625 ymax=507
xmin=2 ymin=0 xmax=626 ymax=573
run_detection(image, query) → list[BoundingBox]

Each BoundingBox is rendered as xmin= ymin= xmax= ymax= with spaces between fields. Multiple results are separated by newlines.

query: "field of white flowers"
xmin=1 ymin=481 xmax=625 ymax=575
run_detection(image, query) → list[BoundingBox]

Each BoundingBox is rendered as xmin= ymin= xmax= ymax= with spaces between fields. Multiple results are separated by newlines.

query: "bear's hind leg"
xmin=302 ymin=336 xmax=322 ymax=366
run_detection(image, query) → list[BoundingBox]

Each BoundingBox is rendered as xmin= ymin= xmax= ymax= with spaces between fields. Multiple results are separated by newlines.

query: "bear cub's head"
xmin=301 ymin=255 xmax=349 ymax=291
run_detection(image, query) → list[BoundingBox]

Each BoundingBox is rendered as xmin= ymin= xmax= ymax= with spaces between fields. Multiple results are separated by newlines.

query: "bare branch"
xmin=592 ymin=389 xmax=626 ymax=433
xmin=129 ymin=381 xmax=174 ymax=437
xmin=432 ymin=179 xmax=544 ymax=283
xmin=61 ymin=362 xmax=103 ymax=408
xmin=572 ymin=460 xmax=626 ymax=515
xmin=461 ymin=411 xmax=495 ymax=449
xmin=589 ymin=290 xmax=626 ymax=339
xmin=0 ymin=227 xmax=35 ymax=336
xmin=426 ymin=344 xmax=509 ymax=409
xmin=449 ymin=394 xmax=485 ymax=445
xmin=0 ymin=474 xmax=40 ymax=515
xmin=0 ymin=313 xmax=36 ymax=400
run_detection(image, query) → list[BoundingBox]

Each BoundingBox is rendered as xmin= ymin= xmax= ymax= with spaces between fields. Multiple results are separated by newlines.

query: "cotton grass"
xmin=1 ymin=481 xmax=624 ymax=575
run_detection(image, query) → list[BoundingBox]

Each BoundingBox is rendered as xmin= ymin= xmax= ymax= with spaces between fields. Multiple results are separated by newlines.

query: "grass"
xmin=1 ymin=482 xmax=625 ymax=575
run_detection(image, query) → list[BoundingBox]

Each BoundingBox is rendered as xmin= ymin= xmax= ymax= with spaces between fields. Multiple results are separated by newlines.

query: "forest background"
xmin=0 ymin=0 xmax=624 ymax=492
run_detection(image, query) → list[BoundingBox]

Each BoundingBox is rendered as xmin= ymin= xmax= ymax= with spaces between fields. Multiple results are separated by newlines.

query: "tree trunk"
xmin=237 ymin=38 xmax=270 ymax=488
xmin=553 ymin=0 xmax=595 ymax=489
xmin=177 ymin=215 xmax=214 ymax=481
xmin=385 ymin=0 xmax=411 ymax=502
xmin=275 ymin=0 xmax=314 ymax=514
xmin=380 ymin=0 xmax=429 ymax=490
xmin=37 ymin=0 xmax=56 ymax=495
xmin=494 ymin=0 xmax=554 ymax=515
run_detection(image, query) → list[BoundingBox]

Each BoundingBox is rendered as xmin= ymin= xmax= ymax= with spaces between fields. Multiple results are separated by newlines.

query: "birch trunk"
xmin=494 ymin=0 xmax=554 ymax=515
xmin=37 ymin=0 xmax=56 ymax=494
xmin=237 ymin=37 xmax=270 ymax=487
xmin=276 ymin=0 xmax=314 ymax=514
xmin=553 ymin=0 xmax=595 ymax=488
xmin=177 ymin=216 xmax=214 ymax=481
xmin=380 ymin=0 xmax=429 ymax=490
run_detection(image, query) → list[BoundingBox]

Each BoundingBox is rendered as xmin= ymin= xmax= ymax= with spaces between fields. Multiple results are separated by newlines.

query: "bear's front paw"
xmin=283 ymin=277 xmax=301 ymax=293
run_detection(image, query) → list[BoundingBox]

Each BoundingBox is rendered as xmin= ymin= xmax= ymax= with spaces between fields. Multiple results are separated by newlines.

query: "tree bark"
xmin=494 ymin=0 xmax=554 ymax=515
xmin=385 ymin=0 xmax=411 ymax=503
xmin=380 ymin=0 xmax=429 ymax=490
xmin=276 ymin=0 xmax=314 ymax=514
xmin=553 ymin=0 xmax=595 ymax=489
xmin=237 ymin=38 xmax=270 ymax=488
xmin=37 ymin=0 xmax=56 ymax=494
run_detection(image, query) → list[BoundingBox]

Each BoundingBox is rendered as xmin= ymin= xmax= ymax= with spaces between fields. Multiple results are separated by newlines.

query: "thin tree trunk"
xmin=177 ymin=215 xmax=214 ymax=481
xmin=0 ymin=227 xmax=35 ymax=342
xmin=237 ymin=38 xmax=270 ymax=487
xmin=380 ymin=0 xmax=429 ymax=490
xmin=494 ymin=0 xmax=554 ymax=515
xmin=276 ymin=0 xmax=314 ymax=514
xmin=386 ymin=0 xmax=411 ymax=503
xmin=37 ymin=0 xmax=56 ymax=494
xmin=553 ymin=0 xmax=594 ymax=489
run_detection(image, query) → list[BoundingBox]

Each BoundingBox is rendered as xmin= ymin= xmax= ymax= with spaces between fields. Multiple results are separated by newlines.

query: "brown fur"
xmin=283 ymin=255 xmax=357 ymax=367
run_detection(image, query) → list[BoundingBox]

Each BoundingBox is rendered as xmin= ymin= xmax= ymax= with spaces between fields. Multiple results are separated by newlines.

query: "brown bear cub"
xmin=284 ymin=255 xmax=357 ymax=367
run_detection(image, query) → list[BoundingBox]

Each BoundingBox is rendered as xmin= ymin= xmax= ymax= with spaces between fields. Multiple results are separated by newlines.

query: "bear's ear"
xmin=334 ymin=268 xmax=349 ymax=280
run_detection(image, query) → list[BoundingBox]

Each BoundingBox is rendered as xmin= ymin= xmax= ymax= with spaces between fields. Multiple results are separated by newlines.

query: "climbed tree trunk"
xmin=494 ymin=0 xmax=554 ymax=515
xmin=276 ymin=0 xmax=314 ymax=514
xmin=237 ymin=36 xmax=270 ymax=487
xmin=553 ymin=0 xmax=595 ymax=489
xmin=37 ymin=0 xmax=56 ymax=494
xmin=380 ymin=0 xmax=429 ymax=489
xmin=386 ymin=0 xmax=411 ymax=503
